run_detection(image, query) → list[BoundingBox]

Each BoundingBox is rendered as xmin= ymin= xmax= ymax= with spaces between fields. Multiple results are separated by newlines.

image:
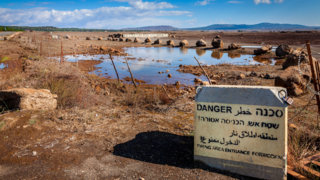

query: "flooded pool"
xmin=62 ymin=47 xmax=275 ymax=85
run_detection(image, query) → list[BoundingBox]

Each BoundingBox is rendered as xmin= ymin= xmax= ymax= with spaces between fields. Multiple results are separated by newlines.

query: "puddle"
xmin=62 ymin=47 xmax=276 ymax=85
xmin=0 ymin=63 xmax=7 ymax=69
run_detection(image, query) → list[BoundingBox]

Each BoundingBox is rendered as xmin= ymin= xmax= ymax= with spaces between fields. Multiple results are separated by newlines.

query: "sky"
xmin=0 ymin=0 xmax=319 ymax=29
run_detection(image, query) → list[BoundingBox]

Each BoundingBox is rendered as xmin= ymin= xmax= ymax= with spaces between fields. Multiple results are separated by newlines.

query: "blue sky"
xmin=0 ymin=0 xmax=319 ymax=29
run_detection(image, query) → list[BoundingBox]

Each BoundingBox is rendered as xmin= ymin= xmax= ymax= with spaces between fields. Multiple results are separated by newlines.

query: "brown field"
xmin=0 ymin=31 xmax=319 ymax=179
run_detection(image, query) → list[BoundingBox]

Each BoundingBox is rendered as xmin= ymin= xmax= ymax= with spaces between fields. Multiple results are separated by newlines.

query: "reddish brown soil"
xmin=0 ymin=31 xmax=319 ymax=179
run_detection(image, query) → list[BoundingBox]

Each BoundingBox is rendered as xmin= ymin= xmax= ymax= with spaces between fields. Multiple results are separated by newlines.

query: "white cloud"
xmin=114 ymin=0 xmax=174 ymax=9
xmin=0 ymin=0 xmax=191 ymax=29
xmin=195 ymin=0 xmax=215 ymax=6
xmin=228 ymin=1 xmax=243 ymax=4
xmin=254 ymin=0 xmax=271 ymax=4
xmin=254 ymin=0 xmax=284 ymax=4
xmin=274 ymin=0 xmax=284 ymax=3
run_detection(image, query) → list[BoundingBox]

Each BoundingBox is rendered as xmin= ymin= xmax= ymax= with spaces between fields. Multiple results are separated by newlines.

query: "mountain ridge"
xmin=123 ymin=23 xmax=320 ymax=31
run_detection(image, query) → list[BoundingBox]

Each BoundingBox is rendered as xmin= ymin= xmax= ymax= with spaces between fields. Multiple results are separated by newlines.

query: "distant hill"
xmin=122 ymin=25 xmax=179 ymax=31
xmin=1 ymin=23 xmax=319 ymax=32
xmin=122 ymin=23 xmax=320 ymax=31
xmin=187 ymin=23 xmax=320 ymax=31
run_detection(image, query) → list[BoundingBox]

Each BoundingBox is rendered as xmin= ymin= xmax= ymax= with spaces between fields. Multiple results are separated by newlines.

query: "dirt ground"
xmin=0 ymin=31 xmax=319 ymax=180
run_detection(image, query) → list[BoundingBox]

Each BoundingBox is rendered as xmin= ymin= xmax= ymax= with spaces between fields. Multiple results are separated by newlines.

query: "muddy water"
xmin=62 ymin=47 xmax=275 ymax=85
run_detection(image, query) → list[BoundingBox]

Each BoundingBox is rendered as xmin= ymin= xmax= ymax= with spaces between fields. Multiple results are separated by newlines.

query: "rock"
xmin=200 ymin=81 xmax=210 ymax=85
xmin=282 ymin=49 xmax=310 ymax=69
xmin=275 ymin=64 xmax=311 ymax=96
xmin=264 ymin=73 xmax=275 ymax=79
xmin=145 ymin=37 xmax=151 ymax=43
xmin=107 ymin=37 xmax=112 ymax=41
xmin=179 ymin=40 xmax=189 ymax=47
xmin=51 ymin=35 xmax=59 ymax=40
xmin=289 ymin=123 xmax=297 ymax=130
xmin=168 ymin=74 xmax=172 ymax=78
xmin=254 ymin=45 xmax=272 ymax=55
xmin=0 ymin=88 xmax=57 ymax=111
xmin=100 ymin=46 xmax=109 ymax=52
xmin=276 ymin=45 xmax=292 ymax=57
xmin=196 ymin=39 xmax=207 ymax=47
xmin=167 ymin=40 xmax=174 ymax=46
xmin=86 ymin=37 xmax=91 ymax=40
xmin=111 ymin=33 xmax=123 ymax=38
xmin=32 ymin=151 xmax=37 ymax=156
xmin=65 ymin=35 xmax=71 ymax=39
xmin=175 ymin=81 xmax=180 ymax=86
xmin=125 ymin=38 xmax=132 ymax=42
xmin=134 ymin=38 xmax=140 ymax=43
xmin=249 ymin=71 xmax=257 ymax=77
xmin=210 ymin=80 xmax=217 ymax=84
xmin=237 ymin=73 xmax=246 ymax=79
xmin=194 ymin=78 xmax=202 ymax=83
xmin=228 ymin=43 xmax=241 ymax=50
xmin=154 ymin=39 xmax=161 ymax=44
xmin=119 ymin=38 xmax=124 ymax=42
xmin=98 ymin=37 xmax=103 ymax=40
xmin=211 ymin=38 xmax=224 ymax=48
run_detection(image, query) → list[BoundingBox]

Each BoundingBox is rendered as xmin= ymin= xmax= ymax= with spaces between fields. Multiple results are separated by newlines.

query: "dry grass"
xmin=122 ymin=86 xmax=160 ymax=107
xmin=288 ymin=128 xmax=319 ymax=178
xmin=1 ymin=57 xmax=102 ymax=108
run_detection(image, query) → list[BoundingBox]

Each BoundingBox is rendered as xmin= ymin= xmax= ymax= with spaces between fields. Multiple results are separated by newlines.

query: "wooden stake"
xmin=60 ymin=41 xmax=64 ymax=63
xmin=39 ymin=41 xmax=42 ymax=56
xmin=194 ymin=56 xmax=212 ymax=85
xmin=125 ymin=59 xmax=137 ymax=88
xmin=162 ymin=85 xmax=171 ymax=99
xmin=315 ymin=61 xmax=320 ymax=87
xmin=109 ymin=54 xmax=120 ymax=83
xmin=306 ymin=41 xmax=320 ymax=114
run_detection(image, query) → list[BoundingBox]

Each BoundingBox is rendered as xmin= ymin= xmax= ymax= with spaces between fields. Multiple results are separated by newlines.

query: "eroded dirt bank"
xmin=0 ymin=31 xmax=319 ymax=179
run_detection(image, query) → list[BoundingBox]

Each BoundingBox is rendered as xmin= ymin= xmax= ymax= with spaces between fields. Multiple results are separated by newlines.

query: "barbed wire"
xmin=297 ymin=45 xmax=320 ymax=96
xmin=288 ymin=94 xmax=316 ymax=122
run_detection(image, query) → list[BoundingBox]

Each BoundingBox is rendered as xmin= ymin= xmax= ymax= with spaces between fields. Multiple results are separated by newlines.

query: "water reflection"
xmin=253 ymin=56 xmax=273 ymax=65
xmin=196 ymin=48 xmax=206 ymax=56
xmin=211 ymin=51 xmax=223 ymax=59
xmin=228 ymin=51 xmax=241 ymax=59
xmin=180 ymin=47 xmax=188 ymax=54
xmin=166 ymin=47 xmax=174 ymax=54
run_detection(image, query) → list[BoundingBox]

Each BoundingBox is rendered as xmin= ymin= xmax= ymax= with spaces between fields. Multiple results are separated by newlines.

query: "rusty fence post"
xmin=125 ymin=59 xmax=137 ymax=88
xmin=109 ymin=54 xmax=120 ymax=83
xmin=306 ymin=41 xmax=320 ymax=128
xmin=194 ymin=56 xmax=212 ymax=85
